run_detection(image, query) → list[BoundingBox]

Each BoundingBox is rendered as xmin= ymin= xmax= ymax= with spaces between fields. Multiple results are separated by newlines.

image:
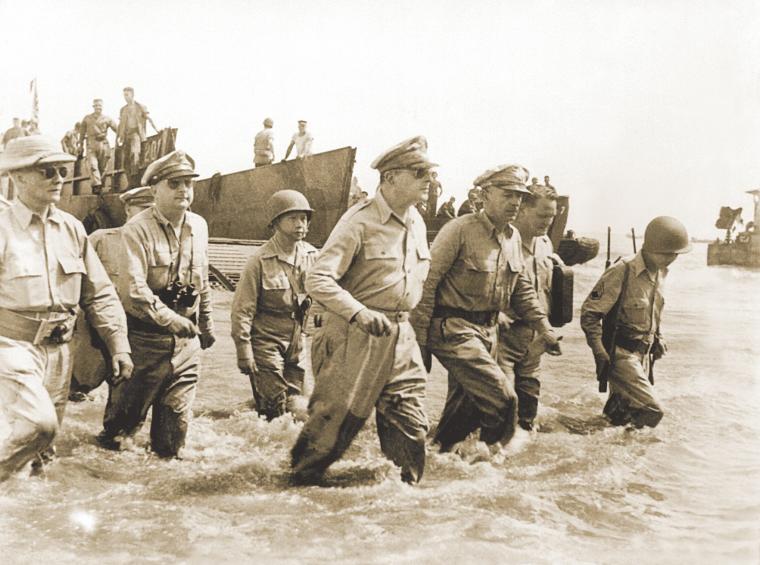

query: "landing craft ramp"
xmin=191 ymin=147 xmax=357 ymax=247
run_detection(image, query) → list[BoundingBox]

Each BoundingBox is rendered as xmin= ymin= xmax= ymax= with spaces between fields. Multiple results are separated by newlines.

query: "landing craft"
xmin=707 ymin=189 xmax=760 ymax=267
xmin=47 ymin=128 xmax=599 ymax=285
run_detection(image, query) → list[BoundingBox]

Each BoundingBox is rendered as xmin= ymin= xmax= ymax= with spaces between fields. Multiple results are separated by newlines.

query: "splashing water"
xmin=0 ymin=242 xmax=758 ymax=564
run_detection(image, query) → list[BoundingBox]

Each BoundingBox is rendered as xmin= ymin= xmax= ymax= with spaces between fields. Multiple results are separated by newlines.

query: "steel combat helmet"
xmin=642 ymin=216 xmax=692 ymax=254
xmin=267 ymin=189 xmax=314 ymax=226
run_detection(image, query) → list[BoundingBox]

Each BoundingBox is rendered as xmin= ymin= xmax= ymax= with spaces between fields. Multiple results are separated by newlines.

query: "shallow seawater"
xmin=1 ymin=242 xmax=758 ymax=564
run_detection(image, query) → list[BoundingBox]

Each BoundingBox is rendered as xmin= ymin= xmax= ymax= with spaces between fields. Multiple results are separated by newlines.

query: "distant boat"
xmin=707 ymin=189 xmax=760 ymax=267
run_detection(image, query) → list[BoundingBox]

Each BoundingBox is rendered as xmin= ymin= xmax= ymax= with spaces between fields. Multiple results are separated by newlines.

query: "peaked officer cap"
xmin=141 ymin=150 xmax=199 ymax=186
xmin=371 ymin=135 xmax=438 ymax=174
xmin=474 ymin=164 xmax=531 ymax=194
xmin=119 ymin=186 xmax=154 ymax=207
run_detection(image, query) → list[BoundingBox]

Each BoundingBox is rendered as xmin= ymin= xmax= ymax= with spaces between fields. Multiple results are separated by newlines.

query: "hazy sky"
xmin=1 ymin=0 xmax=758 ymax=236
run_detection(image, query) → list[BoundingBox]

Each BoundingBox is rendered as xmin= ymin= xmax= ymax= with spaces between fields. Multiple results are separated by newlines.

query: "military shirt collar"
xmin=375 ymin=188 xmax=408 ymax=226
xmin=260 ymin=237 xmax=301 ymax=264
xmin=11 ymin=198 xmax=63 ymax=228
xmin=476 ymin=211 xmax=514 ymax=239
xmin=630 ymin=251 xmax=665 ymax=280
xmin=152 ymin=206 xmax=192 ymax=234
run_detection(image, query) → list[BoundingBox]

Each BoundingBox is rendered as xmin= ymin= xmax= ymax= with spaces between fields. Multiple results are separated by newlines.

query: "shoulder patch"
xmin=590 ymin=283 xmax=604 ymax=300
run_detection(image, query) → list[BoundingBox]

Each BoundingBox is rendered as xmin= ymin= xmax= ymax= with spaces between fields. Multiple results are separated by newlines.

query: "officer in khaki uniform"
xmin=70 ymin=186 xmax=155 ymax=398
xmin=96 ymin=150 xmax=215 ymax=457
xmin=581 ymin=216 xmax=691 ymax=428
xmin=413 ymin=164 xmax=560 ymax=453
xmin=0 ymin=136 xmax=132 ymax=481
xmin=497 ymin=183 xmax=564 ymax=430
xmin=231 ymin=190 xmax=318 ymax=419
xmin=291 ymin=136 xmax=435 ymax=484
xmin=78 ymin=98 xmax=119 ymax=192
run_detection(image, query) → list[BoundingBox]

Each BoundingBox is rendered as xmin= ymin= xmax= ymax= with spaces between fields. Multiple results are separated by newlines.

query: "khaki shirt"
xmin=506 ymin=234 xmax=557 ymax=321
xmin=305 ymin=189 xmax=431 ymax=321
xmin=253 ymin=128 xmax=275 ymax=157
xmin=80 ymin=113 xmax=117 ymax=144
xmin=412 ymin=212 xmax=547 ymax=345
xmin=0 ymin=200 xmax=129 ymax=354
xmin=118 ymin=101 xmax=149 ymax=141
xmin=231 ymin=238 xmax=318 ymax=359
xmin=89 ymin=227 xmax=123 ymax=283
xmin=117 ymin=207 xmax=213 ymax=333
xmin=580 ymin=251 xmax=665 ymax=351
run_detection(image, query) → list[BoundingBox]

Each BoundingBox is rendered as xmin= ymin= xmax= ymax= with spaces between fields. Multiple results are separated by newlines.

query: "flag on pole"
xmin=30 ymin=78 xmax=39 ymax=126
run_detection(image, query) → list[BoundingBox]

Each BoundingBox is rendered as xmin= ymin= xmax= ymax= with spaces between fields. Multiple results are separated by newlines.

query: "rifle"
xmin=631 ymin=227 xmax=637 ymax=253
xmin=605 ymin=226 xmax=611 ymax=269
xmin=599 ymin=261 xmax=631 ymax=393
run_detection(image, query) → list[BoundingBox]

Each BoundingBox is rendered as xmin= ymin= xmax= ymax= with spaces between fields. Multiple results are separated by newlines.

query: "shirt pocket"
xmin=623 ymin=302 xmax=650 ymax=329
xmin=147 ymin=251 xmax=173 ymax=290
xmin=459 ymin=254 xmax=499 ymax=302
xmin=4 ymin=255 xmax=46 ymax=307
xmin=415 ymin=243 xmax=432 ymax=282
xmin=57 ymin=254 xmax=86 ymax=305
xmin=365 ymin=243 xmax=396 ymax=261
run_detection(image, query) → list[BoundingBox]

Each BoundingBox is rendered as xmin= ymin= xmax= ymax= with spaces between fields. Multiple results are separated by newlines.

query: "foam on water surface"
xmin=1 ymin=243 xmax=758 ymax=564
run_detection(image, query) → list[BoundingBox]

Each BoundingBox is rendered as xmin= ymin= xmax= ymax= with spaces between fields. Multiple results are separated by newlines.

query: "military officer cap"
xmin=119 ymin=186 xmax=154 ymax=207
xmin=0 ymin=136 xmax=76 ymax=173
xmin=141 ymin=150 xmax=199 ymax=186
xmin=474 ymin=164 xmax=531 ymax=194
xmin=371 ymin=135 xmax=438 ymax=174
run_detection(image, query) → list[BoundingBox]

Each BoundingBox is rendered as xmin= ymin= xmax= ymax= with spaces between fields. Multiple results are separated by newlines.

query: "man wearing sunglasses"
xmin=78 ymin=98 xmax=118 ymax=194
xmin=291 ymin=135 xmax=434 ymax=485
xmin=97 ymin=150 xmax=215 ymax=459
xmin=413 ymin=164 xmax=560 ymax=456
xmin=0 ymin=136 xmax=133 ymax=481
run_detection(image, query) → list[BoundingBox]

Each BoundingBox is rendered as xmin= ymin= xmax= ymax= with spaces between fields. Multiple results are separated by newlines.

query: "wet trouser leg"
xmin=101 ymin=331 xmax=200 ymax=455
xmin=251 ymin=314 xmax=304 ymax=420
xmin=375 ymin=323 xmax=428 ymax=483
xmin=292 ymin=313 xmax=428 ymax=483
xmin=0 ymin=337 xmax=62 ymax=480
xmin=150 ymin=338 xmax=199 ymax=457
xmin=429 ymin=317 xmax=517 ymax=450
xmin=606 ymin=346 xmax=663 ymax=428
xmin=498 ymin=322 xmax=543 ymax=429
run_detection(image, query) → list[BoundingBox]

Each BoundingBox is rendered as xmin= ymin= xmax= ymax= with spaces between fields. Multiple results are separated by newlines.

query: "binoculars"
xmin=159 ymin=280 xmax=199 ymax=311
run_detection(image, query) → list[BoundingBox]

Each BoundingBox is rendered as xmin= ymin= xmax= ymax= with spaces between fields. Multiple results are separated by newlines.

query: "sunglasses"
xmin=167 ymin=178 xmax=194 ymax=189
xmin=394 ymin=167 xmax=430 ymax=179
xmin=39 ymin=166 xmax=69 ymax=179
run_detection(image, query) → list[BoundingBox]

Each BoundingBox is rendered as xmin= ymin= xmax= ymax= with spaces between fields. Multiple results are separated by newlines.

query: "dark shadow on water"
xmin=195 ymin=401 xmax=256 ymax=420
xmin=543 ymin=414 xmax=610 ymax=435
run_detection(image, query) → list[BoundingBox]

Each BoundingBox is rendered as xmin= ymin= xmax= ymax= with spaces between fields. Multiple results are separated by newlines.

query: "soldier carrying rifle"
xmin=581 ymin=217 xmax=691 ymax=428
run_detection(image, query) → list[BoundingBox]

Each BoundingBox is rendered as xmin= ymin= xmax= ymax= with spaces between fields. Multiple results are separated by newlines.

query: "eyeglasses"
xmin=167 ymin=178 xmax=194 ymax=189
xmin=39 ymin=166 xmax=69 ymax=179
xmin=394 ymin=167 xmax=431 ymax=179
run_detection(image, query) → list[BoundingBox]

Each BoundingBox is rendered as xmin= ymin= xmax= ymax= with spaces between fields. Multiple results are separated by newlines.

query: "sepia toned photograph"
xmin=0 ymin=0 xmax=758 ymax=563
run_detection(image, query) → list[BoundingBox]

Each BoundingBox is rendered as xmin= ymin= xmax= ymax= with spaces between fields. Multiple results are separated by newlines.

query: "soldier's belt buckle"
xmin=32 ymin=318 xmax=65 ymax=345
